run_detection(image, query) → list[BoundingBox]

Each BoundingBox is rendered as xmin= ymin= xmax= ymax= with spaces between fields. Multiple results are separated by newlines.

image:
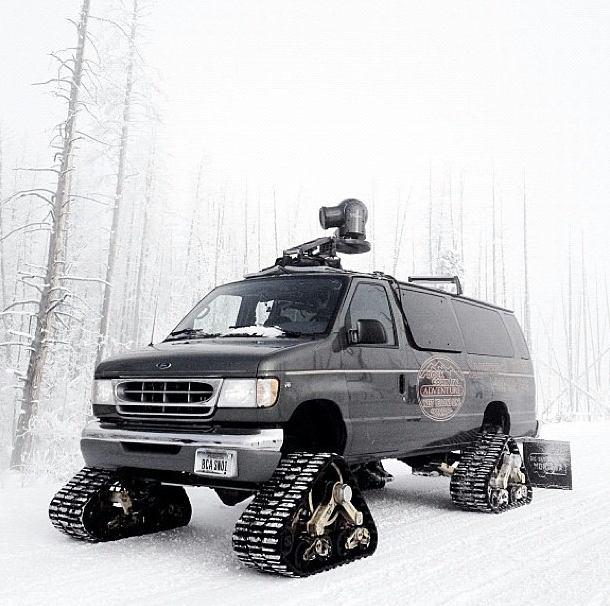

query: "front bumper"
xmin=81 ymin=420 xmax=284 ymax=487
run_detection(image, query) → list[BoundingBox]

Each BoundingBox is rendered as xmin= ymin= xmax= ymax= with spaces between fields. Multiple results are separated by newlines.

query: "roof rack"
xmin=276 ymin=236 xmax=343 ymax=269
xmin=407 ymin=275 xmax=463 ymax=296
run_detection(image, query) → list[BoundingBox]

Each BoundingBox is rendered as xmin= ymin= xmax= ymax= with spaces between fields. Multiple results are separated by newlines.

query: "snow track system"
xmin=232 ymin=453 xmax=378 ymax=577
xmin=48 ymin=436 xmax=530 ymax=577
xmin=450 ymin=431 xmax=533 ymax=513
xmin=49 ymin=467 xmax=192 ymax=542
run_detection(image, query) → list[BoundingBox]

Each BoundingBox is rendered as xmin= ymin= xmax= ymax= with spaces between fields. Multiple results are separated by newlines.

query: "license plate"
xmin=194 ymin=449 xmax=237 ymax=477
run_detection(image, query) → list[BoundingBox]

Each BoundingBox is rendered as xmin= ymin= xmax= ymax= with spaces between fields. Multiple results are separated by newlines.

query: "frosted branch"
xmin=74 ymin=130 xmax=110 ymax=147
xmin=49 ymin=52 xmax=75 ymax=74
xmin=89 ymin=15 xmax=130 ymax=39
xmin=17 ymin=271 xmax=45 ymax=280
xmin=0 ymin=342 xmax=34 ymax=351
xmin=18 ymin=279 xmax=44 ymax=295
xmin=0 ymin=223 xmax=51 ymax=243
xmin=60 ymin=276 xmax=110 ymax=285
xmin=8 ymin=330 xmax=33 ymax=340
xmin=42 ymin=339 xmax=71 ymax=346
xmin=32 ymin=78 xmax=72 ymax=87
xmin=13 ymin=167 xmax=60 ymax=174
xmin=47 ymin=293 xmax=70 ymax=315
xmin=0 ymin=311 xmax=36 ymax=319
xmin=2 ymin=300 xmax=40 ymax=312
xmin=1 ymin=188 xmax=55 ymax=207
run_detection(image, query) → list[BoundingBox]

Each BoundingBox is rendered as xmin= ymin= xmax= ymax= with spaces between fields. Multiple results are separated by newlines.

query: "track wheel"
xmin=488 ymin=447 xmax=529 ymax=512
xmin=288 ymin=460 xmax=374 ymax=573
xmin=85 ymin=481 xmax=191 ymax=540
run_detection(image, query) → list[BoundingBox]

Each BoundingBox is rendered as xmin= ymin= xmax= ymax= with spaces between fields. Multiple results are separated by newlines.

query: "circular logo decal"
xmin=417 ymin=355 xmax=466 ymax=421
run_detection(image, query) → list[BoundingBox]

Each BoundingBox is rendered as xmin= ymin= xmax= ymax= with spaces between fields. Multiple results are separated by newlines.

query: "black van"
xmin=50 ymin=200 xmax=538 ymax=577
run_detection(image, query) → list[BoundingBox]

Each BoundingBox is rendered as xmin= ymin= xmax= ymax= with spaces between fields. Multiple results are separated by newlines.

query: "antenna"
xmin=148 ymin=295 xmax=160 ymax=347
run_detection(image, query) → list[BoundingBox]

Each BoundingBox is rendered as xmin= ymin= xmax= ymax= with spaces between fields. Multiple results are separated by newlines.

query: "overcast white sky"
xmin=149 ymin=1 xmax=610 ymax=229
xmin=1 ymin=0 xmax=609 ymax=272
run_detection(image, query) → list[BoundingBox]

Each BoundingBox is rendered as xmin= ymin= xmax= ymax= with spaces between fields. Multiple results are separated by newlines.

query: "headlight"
xmin=92 ymin=379 xmax=115 ymax=405
xmin=217 ymin=379 xmax=256 ymax=408
xmin=217 ymin=378 xmax=279 ymax=408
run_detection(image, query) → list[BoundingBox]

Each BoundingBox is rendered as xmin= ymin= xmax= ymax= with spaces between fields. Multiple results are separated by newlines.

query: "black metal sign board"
xmin=522 ymin=439 xmax=573 ymax=490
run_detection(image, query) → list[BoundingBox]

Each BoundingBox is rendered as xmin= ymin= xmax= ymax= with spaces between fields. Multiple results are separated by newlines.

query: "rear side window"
xmin=503 ymin=313 xmax=530 ymax=359
xmin=452 ymin=300 xmax=514 ymax=357
xmin=401 ymin=289 xmax=463 ymax=352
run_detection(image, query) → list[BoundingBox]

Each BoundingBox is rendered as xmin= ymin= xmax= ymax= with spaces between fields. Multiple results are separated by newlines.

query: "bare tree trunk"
xmin=459 ymin=171 xmax=465 ymax=263
xmin=272 ymin=186 xmax=278 ymax=257
xmin=0 ymin=126 xmax=7 ymax=314
xmin=370 ymin=183 xmax=376 ymax=270
xmin=499 ymin=194 xmax=507 ymax=308
xmin=435 ymin=177 xmax=444 ymax=269
xmin=95 ymin=0 xmax=139 ymax=368
xmin=257 ymin=189 xmax=261 ymax=269
xmin=0 ymin=126 xmax=10 ymax=371
xmin=581 ymin=235 xmax=591 ymax=419
xmin=605 ymin=272 xmax=610 ymax=402
xmin=132 ymin=150 xmax=155 ymax=345
xmin=491 ymin=168 xmax=497 ymax=303
xmin=449 ymin=173 xmax=456 ymax=250
xmin=11 ymin=0 xmax=91 ymax=470
xmin=564 ymin=239 xmax=574 ymax=415
xmin=213 ymin=194 xmax=225 ymax=286
xmin=428 ymin=162 xmax=433 ymax=272
xmin=392 ymin=190 xmax=410 ymax=276
xmin=476 ymin=232 xmax=483 ymax=299
xmin=484 ymin=229 xmax=489 ymax=301
xmin=522 ymin=177 xmax=531 ymax=344
xmin=243 ymin=180 xmax=249 ymax=274
xmin=119 ymin=197 xmax=138 ymax=346
xmin=185 ymin=155 xmax=204 ymax=277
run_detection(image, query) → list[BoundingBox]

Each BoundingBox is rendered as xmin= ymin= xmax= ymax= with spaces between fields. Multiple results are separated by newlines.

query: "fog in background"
xmin=0 ymin=0 xmax=608 ymax=476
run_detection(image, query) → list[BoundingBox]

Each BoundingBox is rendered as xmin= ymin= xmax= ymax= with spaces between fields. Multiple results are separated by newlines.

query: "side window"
xmin=346 ymin=282 xmax=396 ymax=346
xmin=503 ymin=313 xmax=530 ymax=360
xmin=401 ymin=289 xmax=463 ymax=352
xmin=452 ymin=300 xmax=514 ymax=357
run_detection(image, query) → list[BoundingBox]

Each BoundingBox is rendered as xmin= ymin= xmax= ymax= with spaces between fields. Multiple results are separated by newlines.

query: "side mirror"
xmin=348 ymin=319 xmax=387 ymax=345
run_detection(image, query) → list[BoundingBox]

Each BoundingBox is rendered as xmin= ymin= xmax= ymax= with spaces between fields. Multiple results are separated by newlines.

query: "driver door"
xmin=341 ymin=281 xmax=408 ymax=456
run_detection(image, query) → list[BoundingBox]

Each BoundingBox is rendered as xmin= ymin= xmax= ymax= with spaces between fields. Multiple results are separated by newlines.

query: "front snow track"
xmin=48 ymin=467 xmax=192 ymax=542
xmin=232 ymin=453 xmax=378 ymax=577
xmin=450 ymin=431 xmax=533 ymax=513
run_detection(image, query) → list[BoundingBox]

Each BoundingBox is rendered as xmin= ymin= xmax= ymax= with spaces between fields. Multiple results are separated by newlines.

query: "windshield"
xmin=166 ymin=276 xmax=348 ymax=340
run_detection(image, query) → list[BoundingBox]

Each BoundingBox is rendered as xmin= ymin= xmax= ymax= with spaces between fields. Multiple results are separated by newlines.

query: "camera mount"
xmin=276 ymin=199 xmax=371 ymax=269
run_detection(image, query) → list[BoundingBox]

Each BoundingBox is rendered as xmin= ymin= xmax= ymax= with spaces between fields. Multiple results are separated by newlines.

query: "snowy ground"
xmin=1 ymin=422 xmax=608 ymax=606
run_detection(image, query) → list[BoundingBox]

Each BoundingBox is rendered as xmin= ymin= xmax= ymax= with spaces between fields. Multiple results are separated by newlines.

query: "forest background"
xmin=0 ymin=0 xmax=608 ymax=479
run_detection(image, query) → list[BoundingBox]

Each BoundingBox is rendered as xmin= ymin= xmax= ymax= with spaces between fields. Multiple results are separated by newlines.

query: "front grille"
xmin=116 ymin=379 xmax=222 ymax=418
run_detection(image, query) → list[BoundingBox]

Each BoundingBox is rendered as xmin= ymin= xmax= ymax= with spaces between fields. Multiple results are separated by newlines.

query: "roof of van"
xmin=243 ymin=264 xmax=514 ymax=313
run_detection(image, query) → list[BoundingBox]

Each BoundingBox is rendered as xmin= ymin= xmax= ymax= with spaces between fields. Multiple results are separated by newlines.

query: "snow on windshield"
xmin=219 ymin=326 xmax=287 ymax=337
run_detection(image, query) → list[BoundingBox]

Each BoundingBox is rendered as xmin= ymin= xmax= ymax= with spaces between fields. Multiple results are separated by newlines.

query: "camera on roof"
xmin=319 ymin=199 xmax=371 ymax=254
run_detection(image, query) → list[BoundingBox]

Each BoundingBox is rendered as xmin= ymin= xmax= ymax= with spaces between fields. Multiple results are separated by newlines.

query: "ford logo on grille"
xmin=156 ymin=361 xmax=172 ymax=369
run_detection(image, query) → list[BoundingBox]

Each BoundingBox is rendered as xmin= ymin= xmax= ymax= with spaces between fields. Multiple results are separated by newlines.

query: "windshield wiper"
xmin=275 ymin=329 xmax=304 ymax=338
xmin=165 ymin=328 xmax=219 ymax=341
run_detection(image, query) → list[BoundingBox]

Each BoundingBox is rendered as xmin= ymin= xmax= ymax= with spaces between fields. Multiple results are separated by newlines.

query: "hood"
xmin=95 ymin=338 xmax=303 ymax=379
